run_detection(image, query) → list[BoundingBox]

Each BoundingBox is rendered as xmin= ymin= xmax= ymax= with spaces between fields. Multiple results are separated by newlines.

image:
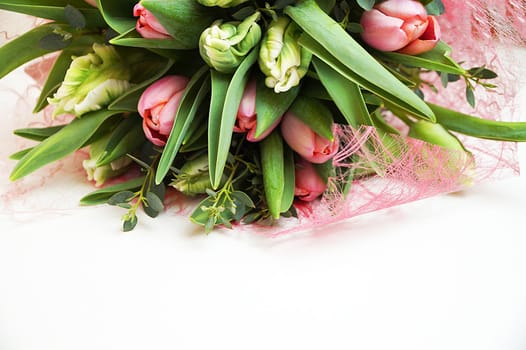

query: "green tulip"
xmin=197 ymin=0 xmax=250 ymax=8
xmin=48 ymin=43 xmax=132 ymax=117
xmin=258 ymin=16 xmax=312 ymax=93
xmin=170 ymin=154 xmax=214 ymax=196
xmin=199 ymin=11 xmax=261 ymax=73
xmin=82 ymin=136 xmax=132 ymax=187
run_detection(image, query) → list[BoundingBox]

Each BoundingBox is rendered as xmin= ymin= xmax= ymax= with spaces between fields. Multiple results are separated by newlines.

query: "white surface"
xmin=1 ymin=21 xmax=526 ymax=350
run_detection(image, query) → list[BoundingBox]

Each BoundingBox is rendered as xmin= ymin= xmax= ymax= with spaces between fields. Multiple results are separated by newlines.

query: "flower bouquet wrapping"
xmin=0 ymin=0 xmax=525 ymax=234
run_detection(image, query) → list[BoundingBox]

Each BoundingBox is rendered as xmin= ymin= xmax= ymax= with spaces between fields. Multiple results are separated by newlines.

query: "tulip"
xmin=137 ymin=75 xmax=190 ymax=146
xmin=48 ymin=43 xmax=132 ymax=117
xmin=199 ymin=11 xmax=261 ymax=73
xmin=170 ymin=153 xmax=220 ymax=196
xmin=133 ymin=3 xmax=172 ymax=39
xmin=197 ymin=0 xmax=250 ymax=8
xmin=360 ymin=0 xmax=440 ymax=55
xmin=281 ymin=111 xmax=339 ymax=164
xmin=82 ymin=136 xmax=132 ymax=187
xmin=233 ymin=79 xmax=281 ymax=142
xmin=258 ymin=16 xmax=312 ymax=93
xmin=294 ymin=159 xmax=327 ymax=202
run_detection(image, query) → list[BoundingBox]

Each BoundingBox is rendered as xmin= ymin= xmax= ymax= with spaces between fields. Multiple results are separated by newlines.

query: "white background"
xmin=1 ymin=12 xmax=526 ymax=350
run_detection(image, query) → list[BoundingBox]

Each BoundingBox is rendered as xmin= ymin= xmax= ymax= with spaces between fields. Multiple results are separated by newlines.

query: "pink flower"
xmin=280 ymin=111 xmax=339 ymax=164
xmin=294 ymin=159 xmax=326 ymax=202
xmin=233 ymin=80 xmax=281 ymax=142
xmin=360 ymin=0 xmax=440 ymax=55
xmin=137 ymin=75 xmax=189 ymax=146
xmin=133 ymin=3 xmax=171 ymax=39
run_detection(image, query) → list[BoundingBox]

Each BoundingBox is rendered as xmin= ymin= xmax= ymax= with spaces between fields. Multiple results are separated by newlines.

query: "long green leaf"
xmin=79 ymin=176 xmax=145 ymax=205
xmin=429 ymin=103 xmax=526 ymax=142
xmin=0 ymin=0 xmax=104 ymax=26
xmin=285 ymin=0 xmax=435 ymax=121
xmin=374 ymin=41 xmax=465 ymax=75
xmin=0 ymin=23 xmax=66 ymax=79
xmin=155 ymin=66 xmax=210 ymax=184
xmin=96 ymin=116 xmax=145 ymax=166
xmin=10 ymin=109 xmax=124 ymax=181
xmin=299 ymin=33 xmax=435 ymax=122
xmin=98 ymin=0 xmax=136 ymax=34
xmin=13 ymin=125 xmax=64 ymax=141
xmin=280 ymin=145 xmax=295 ymax=213
xmin=312 ymin=57 xmax=372 ymax=127
xmin=254 ymin=80 xmax=299 ymax=138
xmin=260 ymin=130 xmax=285 ymax=219
xmin=209 ymin=49 xmax=258 ymax=188
xmin=288 ymin=95 xmax=334 ymax=141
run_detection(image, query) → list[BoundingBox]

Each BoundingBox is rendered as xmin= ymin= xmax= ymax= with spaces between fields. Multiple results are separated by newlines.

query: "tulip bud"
xmin=137 ymin=75 xmax=190 ymax=146
xmin=82 ymin=137 xmax=132 ymax=187
xmin=48 ymin=43 xmax=133 ymax=117
xmin=294 ymin=159 xmax=327 ymax=202
xmin=258 ymin=16 xmax=312 ymax=93
xmin=233 ymin=79 xmax=281 ymax=142
xmin=197 ymin=0 xmax=250 ymax=8
xmin=133 ymin=3 xmax=172 ymax=39
xmin=199 ymin=11 xmax=261 ymax=73
xmin=170 ymin=154 xmax=214 ymax=196
xmin=280 ymin=111 xmax=339 ymax=164
xmin=360 ymin=0 xmax=440 ymax=55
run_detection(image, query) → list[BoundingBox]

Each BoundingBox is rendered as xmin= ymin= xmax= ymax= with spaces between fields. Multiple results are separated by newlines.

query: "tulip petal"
xmin=376 ymin=0 xmax=427 ymax=20
xmin=360 ymin=10 xmax=410 ymax=51
xmin=398 ymin=16 xmax=441 ymax=55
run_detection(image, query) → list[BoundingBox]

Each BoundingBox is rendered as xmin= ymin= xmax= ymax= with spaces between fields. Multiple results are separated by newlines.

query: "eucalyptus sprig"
xmin=107 ymin=154 xmax=166 ymax=231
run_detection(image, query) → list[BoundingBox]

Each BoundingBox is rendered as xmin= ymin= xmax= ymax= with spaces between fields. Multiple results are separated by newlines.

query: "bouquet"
xmin=1 ymin=0 xmax=525 ymax=233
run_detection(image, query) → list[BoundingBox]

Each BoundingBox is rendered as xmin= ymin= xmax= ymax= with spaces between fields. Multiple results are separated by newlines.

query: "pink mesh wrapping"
xmin=0 ymin=2 xmax=524 ymax=234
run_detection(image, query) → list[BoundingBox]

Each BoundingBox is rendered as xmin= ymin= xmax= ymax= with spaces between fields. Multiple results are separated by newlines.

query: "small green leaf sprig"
xmin=107 ymin=154 xmax=166 ymax=232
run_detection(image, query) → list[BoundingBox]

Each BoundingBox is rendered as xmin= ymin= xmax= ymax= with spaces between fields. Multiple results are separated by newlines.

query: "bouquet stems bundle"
xmin=1 ymin=0 xmax=525 ymax=233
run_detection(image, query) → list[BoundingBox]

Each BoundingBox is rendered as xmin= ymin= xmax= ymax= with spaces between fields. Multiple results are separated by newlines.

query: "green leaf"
xmin=145 ymin=191 xmax=164 ymax=213
xmin=108 ymin=190 xmax=136 ymax=205
xmin=374 ymin=41 xmax=466 ymax=75
xmin=123 ymin=215 xmax=138 ymax=232
xmin=109 ymin=30 xmax=197 ymax=50
xmin=79 ymin=176 xmax=144 ymax=205
xmin=9 ymin=148 xmax=33 ymax=161
xmin=285 ymin=0 xmax=435 ymax=121
xmin=425 ymin=0 xmax=445 ymax=15
xmin=13 ymin=125 xmax=64 ymax=141
xmin=0 ymin=0 xmax=104 ymax=27
xmin=64 ymin=4 xmax=86 ymax=29
xmin=260 ymin=130 xmax=285 ymax=219
xmin=288 ymin=96 xmax=334 ymax=141
xmin=254 ymin=81 xmax=300 ymax=139
xmin=155 ymin=66 xmax=210 ymax=184
xmin=140 ymin=0 xmax=218 ymax=49
xmin=465 ymin=87 xmax=475 ymax=108
xmin=95 ymin=116 xmax=145 ymax=166
xmin=98 ymin=0 xmax=136 ymax=34
xmin=208 ymin=49 xmax=258 ymax=189
xmin=108 ymin=57 xmax=175 ymax=112
xmin=356 ymin=0 xmax=375 ymax=10
xmin=10 ymin=109 xmax=124 ymax=181
xmin=0 ymin=23 xmax=67 ymax=79
xmin=429 ymin=103 xmax=526 ymax=142
xmin=280 ymin=145 xmax=295 ymax=213
xmin=312 ymin=57 xmax=373 ymax=127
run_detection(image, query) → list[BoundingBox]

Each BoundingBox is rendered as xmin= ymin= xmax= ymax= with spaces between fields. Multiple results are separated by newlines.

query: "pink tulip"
xmin=233 ymin=80 xmax=281 ymax=142
xmin=360 ymin=0 xmax=440 ymax=55
xmin=280 ymin=111 xmax=339 ymax=164
xmin=137 ymin=75 xmax=189 ymax=146
xmin=133 ymin=3 xmax=171 ymax=39
xmin=294 ymin=159 xmax=327 ymax=202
